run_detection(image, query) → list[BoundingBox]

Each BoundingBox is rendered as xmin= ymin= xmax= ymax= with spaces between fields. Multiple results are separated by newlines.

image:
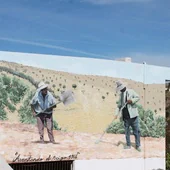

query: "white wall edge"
xmin=73 ymin=158 xmax=165 ymax=170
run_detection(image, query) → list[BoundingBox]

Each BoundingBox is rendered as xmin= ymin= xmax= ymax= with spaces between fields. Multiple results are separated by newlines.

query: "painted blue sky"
xmin=0 ymin=0 xmax=170 ymax=66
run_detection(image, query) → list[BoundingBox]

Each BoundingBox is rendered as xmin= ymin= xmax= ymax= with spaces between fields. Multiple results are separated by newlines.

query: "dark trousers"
xmin=36 ymin=113 xmax=55 ymax=142
xmin=124 ymin=116 xmax=140 ymax=147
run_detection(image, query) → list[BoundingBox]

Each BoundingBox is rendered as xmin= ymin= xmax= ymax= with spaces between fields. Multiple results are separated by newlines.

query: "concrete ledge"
xmin=74 ymin=158 xmax=165 ymax=170
xmin=0 ymin=155 xmax=13 ymax=170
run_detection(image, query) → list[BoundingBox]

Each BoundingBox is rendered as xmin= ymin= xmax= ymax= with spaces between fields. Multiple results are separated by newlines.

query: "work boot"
xmin=124 ymin=145 xmax=131 ymax=149
xmin=50 ymin=140 xmax=56 ymax=144
xmin=40 ymin=139 xmax=45 ymax=144
xmin=136 ymin=146 xmax=141 ymax=152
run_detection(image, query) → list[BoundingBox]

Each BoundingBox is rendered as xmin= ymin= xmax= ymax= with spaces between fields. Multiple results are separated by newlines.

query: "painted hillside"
xmin=0 ymin=60 xmax=165 ymax=133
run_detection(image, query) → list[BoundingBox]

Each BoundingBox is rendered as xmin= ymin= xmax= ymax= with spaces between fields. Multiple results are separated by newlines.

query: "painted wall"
xmin=0 ymin=51 xmax=168 ymax=170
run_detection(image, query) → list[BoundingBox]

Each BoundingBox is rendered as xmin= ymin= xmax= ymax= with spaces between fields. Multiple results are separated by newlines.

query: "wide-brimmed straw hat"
xmin=37 ymin=81 xmax=48 ymax=91
xmin=115 ymin=80 xmax=127 ymax=92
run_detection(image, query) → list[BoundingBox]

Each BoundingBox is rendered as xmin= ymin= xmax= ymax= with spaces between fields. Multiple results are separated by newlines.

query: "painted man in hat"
xmin=30 ymin=82 xmax=57 ymax=144
xmin=116 ymin=81 xmax=141 ymax=152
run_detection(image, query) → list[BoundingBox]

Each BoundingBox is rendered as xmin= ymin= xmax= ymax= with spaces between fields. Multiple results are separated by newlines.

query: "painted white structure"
xmin=115 ymin=57 xmax=132 ymax=63
xmin=0 ymin=50 xmax=170 ymax=84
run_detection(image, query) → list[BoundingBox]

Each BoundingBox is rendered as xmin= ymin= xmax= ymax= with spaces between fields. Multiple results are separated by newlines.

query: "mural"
xmin=0 ymin=54 xmax=166 ymax=168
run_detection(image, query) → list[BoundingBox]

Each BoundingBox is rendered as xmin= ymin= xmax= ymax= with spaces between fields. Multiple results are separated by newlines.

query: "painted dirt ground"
xmin=0 ymin=121 xmax=165 ymax=163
